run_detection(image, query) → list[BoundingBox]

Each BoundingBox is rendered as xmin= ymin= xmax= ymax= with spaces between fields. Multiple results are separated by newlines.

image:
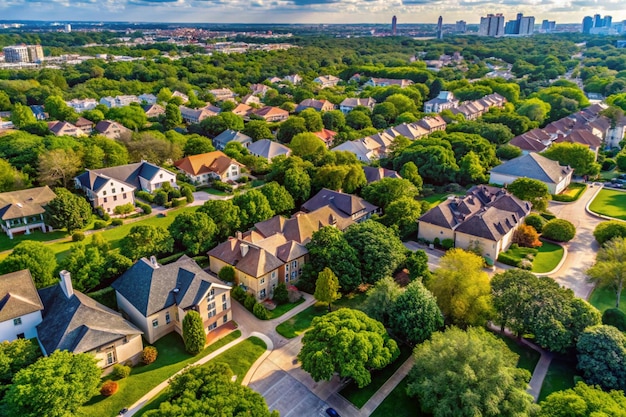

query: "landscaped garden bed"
xmin=551 ymin=182 xmax=586 ymax=202
xmin=497 ymin=239 xmax=564 ymax=273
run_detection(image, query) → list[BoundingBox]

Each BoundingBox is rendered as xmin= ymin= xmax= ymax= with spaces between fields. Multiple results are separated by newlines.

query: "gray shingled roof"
xmin=490 ymin=153 xmax=573 ymax=184
xmin=37 ymin=284 xmax=142 ymax=354
xmin=248 ymin=139 xmax=290 ymax=160
xmin=112 ymin=255 xmax=229 ymax=317
xmin=213 ymin=129 xmax=253 ymax=149
xmin=0 ymin=270 xmax=43 ymax=322
xmin=75 ymin=161 xmax=171 ymax=193
xmin=301 ymin=188 xmax=378 ymax=218
xmin=0 ymin=186 xmax=57 ymax=221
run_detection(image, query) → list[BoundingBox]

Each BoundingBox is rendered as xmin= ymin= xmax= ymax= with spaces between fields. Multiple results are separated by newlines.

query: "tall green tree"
xmin=398 ymin=161 xmax=423 ymax=190
xmin=37 ymin=149 xmax=83 ymax=188
xmin=587 ymin=237 xmax=626 ymax=308
xmin=44 ymin=95 xmax=77 ymax=122
xmin=183 ymin=134 xmax=215 ymax=156
xmin=0 ymin=241 xmax=57 ymax=289
xmin=577 ymin=325 xmax=626 ymax=391
xmin=298 ymin=309 xmax=399 ymax=388
xmin=119 ymin=225 xmax=174 ymax=261
xmin=163 ymin=102 xmax=182 ymax=130
xmin=538 ymin=382 xmax=626 ymax=417
xmin=182 ymin=311 xmax=206 ymax=355
xmin=0 ymin=159 xmax=29 ymax=192
xmin=299 ymin=108 xmax=324 ymax=132
xmin=507 ymin=177 xmax=551 ymax=211
xmin=198 ymin=200 xmax=241 ymax=241
xmin=381 ymin=197 xmax=423 ymax=239
xmin=232 ymin=189 xmax=274 ymax=229
xmin=9 ymin=103 xmax=36 ymax=129
xmin=259 ymin=181 xmax=295 ymax=215
xmin=283 ymin=166 xmax=311 ymax=204
xmin=407 ymin=327 xmax=537 ymax=417
xmin=389 ymin=280 xmax=443 ymax=345
xmin=168 ymin=212 xmax=217 ymax=255
xmin=242 ymin=120 xmax=272 ymax=141
xmin=0 ymin=338 xmax=42 ymax=399
xmin=1 ymin=351 xmax=100 ymax=417
xmin=363 ymin=276 xmax=402 ymax=327
xmin=361 ymin=177 xmax=418 ymax=209
xmin=314 ymin=267 xmax=341 ymax=312
xmin=542 ymin=143 xmax=601 ymax=177
xmin=44 ymin=188 xmax=92 ymax=233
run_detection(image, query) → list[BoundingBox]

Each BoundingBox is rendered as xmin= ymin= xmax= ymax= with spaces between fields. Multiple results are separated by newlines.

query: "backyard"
xmin=135 ymin=336 xmax=267 ymax=416
xmin=588 ymin=188 xmax=626 ymax=220
xmin=77 ymin=330 xmax=241 ymax=417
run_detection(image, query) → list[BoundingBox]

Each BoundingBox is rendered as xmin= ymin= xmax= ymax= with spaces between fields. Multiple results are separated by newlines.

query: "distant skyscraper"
xmin=479 ymin=13 xmax=505 ymax=37
xmin=437 ymin=16 xmax=443 ymax=40
xmin=594 ymin=14 xmax=602 ymax=28
xmin=505 ymin=13 xmax=534 ymax=35
xmin=2 ymin=45 xmax=29 ymax=63
xmin=65 ymin=24 xmax=71 ymax=33
xmin=541 ymin=20 xmax=556 ymax=33
xmin=26 ymin=45 xmax=44 ymax=63
xmin=392 ymin=15 xmax=397 ymax=36
xmin=455 ymin=20 xmax=467 ymax=33
xmin=604 ymin=16 xmax=612 ymax=28
xmin=582 ymin=16 xmax=593 ymax=33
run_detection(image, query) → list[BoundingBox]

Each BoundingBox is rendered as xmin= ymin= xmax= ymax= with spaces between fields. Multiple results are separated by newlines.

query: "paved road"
xmin=547 ymin=184 xmax=603 ymax=299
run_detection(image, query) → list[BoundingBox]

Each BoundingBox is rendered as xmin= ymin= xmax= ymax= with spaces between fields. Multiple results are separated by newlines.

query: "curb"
xmin=585 ymin=185 xmax=626 ymax=223
xmin=534 ymin=242 xmax=568 ymax=277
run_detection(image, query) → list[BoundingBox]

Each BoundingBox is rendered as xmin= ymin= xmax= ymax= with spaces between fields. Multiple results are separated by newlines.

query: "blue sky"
xmin=1 ymin=0 xmax=625 ymax=24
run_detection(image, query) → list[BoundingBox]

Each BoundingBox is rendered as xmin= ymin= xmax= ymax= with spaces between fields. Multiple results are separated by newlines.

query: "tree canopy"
xmin=0 ymin=241 xmax=57 ymax=288
xmin=44 ymin=188 xmax=93 ymax=233
xmin=538 ymin=382 xmax=626 ymax=417
xmin=587 ymin=237 xmax=626 ymax=308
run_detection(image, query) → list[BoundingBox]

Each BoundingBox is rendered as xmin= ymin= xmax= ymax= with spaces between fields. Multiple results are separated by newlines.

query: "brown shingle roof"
xmin=0 ymin=270 xmax=43 ymax=322
xmin=174 ymin=151 xmax=242 ymax=176
xmin=0 ymin=186 xmax=57 ymax=221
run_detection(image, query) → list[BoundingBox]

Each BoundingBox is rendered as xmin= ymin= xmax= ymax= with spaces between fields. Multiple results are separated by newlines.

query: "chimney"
xmin=59 ymin=270 xmax=74 ymax=299
xmin=240 ymin=243 xmax=249 ymax=257
xmin=149 ymin=255 xmax=159 ymax=268
xmin=236 ymin=231 xmax=242 ymax=240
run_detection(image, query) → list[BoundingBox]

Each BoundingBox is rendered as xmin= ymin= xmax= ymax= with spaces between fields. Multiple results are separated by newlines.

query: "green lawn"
xmin=589 ymin=286 xmax=626 ymax=314
xmin=370 ymin=376 xmax=427 ymax=417
xmin=275 ymin=292 xmax=367 ymax=338
xmin=491 ymin=332 xmax=540 ymax=373
xmin=552 ymin=182 xmax=587 ymax=202
xmin=340 ymin=343 xmax=412 ymax=408
xmin=589 ymin=188 xmax=626 ymax=220
xmin=538 ymin=356 xmax=580 ymax=403
xmin=532 ymin=240 xmax=565 ymax=273
xmin=267 ymin=297 xmax=305 ymax=320
xmin=0 ymin=229 xmax=68 ymax=253
xmin=135 ymin=336 xmax=267 ymax=416
xmin=77 ymin=330 xmax=241 ymax=417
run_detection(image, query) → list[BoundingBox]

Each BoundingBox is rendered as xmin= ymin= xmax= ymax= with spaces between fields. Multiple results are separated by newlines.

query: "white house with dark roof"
xmin=38 ymin=270 xmax=143 ymax=369
xmin=212 ymin=129 xmax=253 ymax=151
xmin=0 ymin=186 xmax=57 ymax=239
xmin=339 ymin=97 xmax=376 ymax=114
xmin=112 ymin=256 xmax=232 ymax=344
xmin=418 ymin=185 xmax=531 ymax=261
xmin=248 ymin=139 xmax=291 ymax=162
xmin=0 ymin=270 xmax=43 ymax=342
xmin=313 ymin=75 xmax=340 ymax=88
xmin=423 ymin=91 xmax=459 ymax=113
xmin=74 ymin=161 xmax=177 ymax=213
xmin=489 ymin=153 xmax=573 ymax=194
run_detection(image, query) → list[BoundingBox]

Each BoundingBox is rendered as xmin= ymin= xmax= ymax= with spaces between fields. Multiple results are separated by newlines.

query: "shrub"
xmin=525 ymin=213 xmax=547 ymax=233
xmin=288 ymin=287 xmax=302 ymax=303
xmin=137 ymin=202 xmax=152 ymax=215
xmin=168 ymin=188 xmax=182 ymax=200
xmin=231 ymin=285 xmax=246 ymax=302
xmin=253 ymin=302 xmax=270 ymax=320
xmin=594 ymin=221 xmax=626 ymax=245
xmin=114 ymin=203 xmax=135 ymax=216
xmin=182 ymin=311 xmax=206 ymax=355
xmin=111 ymin=219 xmax=124 ymax=226
xmin=101 ymin=212 xmax=111 ymax=222
xmin=441 ymin=238 xmax=455 ymax=250
xmin=212 ymin=180 xmax=233 ymax=193
xmin=602 ymin=158 xmax=616 ymax=171
xmin=142 ymin=346 xmax=158 ymax=365
xmin=602 ymin=308 xmax=626 ymax=332
xmin=153 ymin=190 xmax=168 ymax=206
xmin=182 ymin=187 xmax=194 ymax=203
xmin=112 ymin=364 xmax=131 ymax=380
xmin=542 ymin=219 xmax=576 ymax=242
xmin=218 ymin=266 xmax=236 ymax=283
xmin=497 ymin=252 xmax=521 ymax=267
xmin=100 ymin=380 xmax=119 ymax=396
xmin=171 ymin=198 xmax=185 ymax=207
xmin=519 ymin=259 xmax=533 ymax=270
xmin=236 ymin=176 xmax=250 ymax=183
xmin=72 ymin=232 xmax=85 ymax=242
xmin=93 ymin=220 xmax=107 ymax=230
xmin=244 ymin=294 xmax=256 ymax=312
xmin=136 ymin=190 xmax=154 ymax=203
xmin=513 ymin=224 xmax=542 ymax=248
xmin=433 ymin=237 xmax=441 ymax=247
xmin=272 ymin=283 xmax=289 ymax=305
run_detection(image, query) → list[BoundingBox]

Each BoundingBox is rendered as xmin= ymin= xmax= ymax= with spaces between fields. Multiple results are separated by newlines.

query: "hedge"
xmin=497 ymin=252 xmax=520 ymax=267
xmin=542 ymin=219 xmax=576 ymax=242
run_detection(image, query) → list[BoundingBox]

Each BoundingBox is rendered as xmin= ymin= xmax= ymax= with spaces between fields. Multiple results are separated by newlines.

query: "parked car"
xmin=326 ymin=408 xmax=340 ymax=417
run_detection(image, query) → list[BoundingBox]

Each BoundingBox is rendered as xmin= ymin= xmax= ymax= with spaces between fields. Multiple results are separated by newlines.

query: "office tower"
xmin=582 ymin=16 xmax=593 ymax=34
xmin=504 ymin=19 xmax=518 ymax=35
xmin=541 ymin=20 xmax=556 ymax=33
xmin=594 ymin=14 xmax=602 ymax=27
xmin=604 ymin=16 xmax=612 ymax=28
xmin=65 ymin=24 xmax=72 ymax=33
xmin=437 ymin=16 xmax=443 ymax=40
xmin=519 ymin=16 xmax=535 ymax=35
xmin=455 ymin=20 xmax=467 ymax=33
xmin=479 ymin=14 xmax=505 ymax=37
xmin=2 ymin=45 xmax=29 ymax=63
xmin=391 ymin=15 xmax=397 ymax=35
xmin=26 ymin=45 xmax=44 ymax=63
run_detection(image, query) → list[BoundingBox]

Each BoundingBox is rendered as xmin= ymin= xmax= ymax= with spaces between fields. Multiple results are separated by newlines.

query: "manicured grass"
xmin=251 ymin=179 xmax=266 ymax=187
xmin=552 ymin=182 xmax=587 ymax=202
xmin=532 ymin=240 xmax=564 ymax=273
xmin=538 ymin=356 xmax=580 ymax=403
xmin=589 ymin=188 xmax=626 ymax=220
xmin=589 ymin=285 xmax=626 ymax=315
xmin=275 ymin=292 xmax=367 ymax=338
xmin=135 ymin=336 xmax=267 ymax=416
xmin=420 ymin=193 xmax=451 ymax=207
xmin=0 ymin=229 xmax=68 ymax=252
xmin=77 ymin=330 xmax=241 ymax=417
xmin=267 ymin=297 xmax=305 ymax=319
xmin=491 ymin=332 xmax=540 ymax=373
xmin=340 ymin=343 xmax=412 ymax=408
xmin=204 ymin=188 xmax=231 ymax=196
xmin=370 ymin=376 xmax=426 ymax=417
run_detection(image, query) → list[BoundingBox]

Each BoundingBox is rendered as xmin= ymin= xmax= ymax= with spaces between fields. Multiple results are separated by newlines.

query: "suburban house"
xmin=172 ymin=91 xmax=189 ymax=104
xmin=179 ymin=105 xmax=220 ymax=124
xmin=233 ymin=103 xmax=253 ymax=117
xmin=138 ymin=93 xmax=157 ymax=105
xmin=606 ymin=115 xmax=626 ymax=149
xmin=249 ymin=83 xmax=270 ymax=97
xmin=38 ymin=270 xmax=143 ymax=369
xmin=417 ymin=115 xmax=447 ymax=133
xmin=451 ymin=93 xmax=507 ymax=120
xmin=47 ymin=121 xmax=87 ymax=137
xmin=112 ymin=255 xmax=232 ymax=344
xmin=510 ymin=129 xmax=552 ymax=154
xmin=252 ymin=106 xmax=289 ymax=122
xmin=0 ymin=270 xmax=43 ymax=342
xmin=99 ymin=95 xmax=140 ymax=108
xmin=208 ymin=88 xmax=236 ymax=102
xmin=174 ymin=151 xmax=243 ymax=184
xmin=75 ymin=161 xmax=177 ymax=213
xmin=66 ymin=98 xmax=98 ymax=112
xmin=313 ymin=75 xmax=340 ymax=88
xmin=283 ymin=74 xmax=302 ymax=85
xmin=363 ymin=166 xmax=402 ymax=184
xmin=385 ymin=122 xmax=429 ymax=140
xmin=248 ymin=139 xmax=291 ymax=162
xmin=417 ymin=185 xmax=532 ymax=261
xmin=94 ymin=120 xmax=132 ymax=140
xmin=340 ymin=97 xmax=377 ymax=114
xmin=332 ymin=140 xmax=376 ymax=162
xmin=212 ymin=129 xmax=253 ymax=151
xmin=143 ymin=103 xmax=165 ymax=119
xmin=30 ymin=105 xmax=47 ymax=120
xmin=240 ymin=94 xmax=261 ymax=106
xmin=489 ymin=153 xmax=573 ymax=194
xmin=0 ymin=186 xmax=57 ymax=239
xmin=296 ymin=99 xmax=335 ymax=113
xmin=364 ymin=78 xmax=414 ymax=88
xmin=312 ymin=129 xmax=338 ymax=148
xmin=332 ymin=131 xmax=394 ymax=162
xmin=302 ymin=188 xmax=379 ymax=222
xmin=74 ymin=117 xmax=94 ymax=134
xmin=554 ymin=129 xmax=602 ymax=160
xmin=423 ymin=91 xmax=459 ymax=113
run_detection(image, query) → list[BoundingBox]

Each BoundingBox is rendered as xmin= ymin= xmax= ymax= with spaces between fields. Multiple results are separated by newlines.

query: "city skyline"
xmin=0 ymin=1 xmax=625 ymax=25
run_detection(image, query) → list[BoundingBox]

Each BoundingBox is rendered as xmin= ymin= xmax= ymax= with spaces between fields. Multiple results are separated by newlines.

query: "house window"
xmin=260 ymin=289 xmax=266 ymax=299
xmin=106 ymin=207 xmax=111 ymax=213
xmin=285 ymin=264 xmax=289 ymax=272
xmin=223 ymin=315 xmax=228 ymax=324
xmin=17 ymin=333 xmax=24 ymax=339
xmin=103 ymin=197 xmax=108 ymax=203
xmin=260 ymin=278 xmax=265 ymax=285
xmin=208 ymin=322 xmax=217 ymax=331
xmin=285 ymin=275 xmax=289 ymax=283
xmin=123 ymin=193 xmax=127 ymax=199
xmin=208 ymin=309 xmax=216 ymax=318
xmin=13 ymin=318 xmax=22 ymax=326
xmin=292 ymin=260 xmax=297 ymax=268
xmin=152 ymin=319 xmax=159 ymax=328
xmin=113 ymin=196 xmax=117 ymax=201
xmin=106 ymin=351 xmax=116 ymax=366
xmin=103 ymin=191 xmax=107 ymax=196
xmin=165 ymin=312 xmax=171 ymax=324
xmin=160 ymin=174 xmax=163 ymax=179
xmin=112 ymin=188 xmax=116 ymax=194
xmin=222 ymin=302 xmax=227 ymax=311
xmin=208 ymin=301 xmax=215 ymax=310
xmin=222 ymin=294 xmax=226 ymax=302
xmin=271 ymin=271 xmax=276 ymax=280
